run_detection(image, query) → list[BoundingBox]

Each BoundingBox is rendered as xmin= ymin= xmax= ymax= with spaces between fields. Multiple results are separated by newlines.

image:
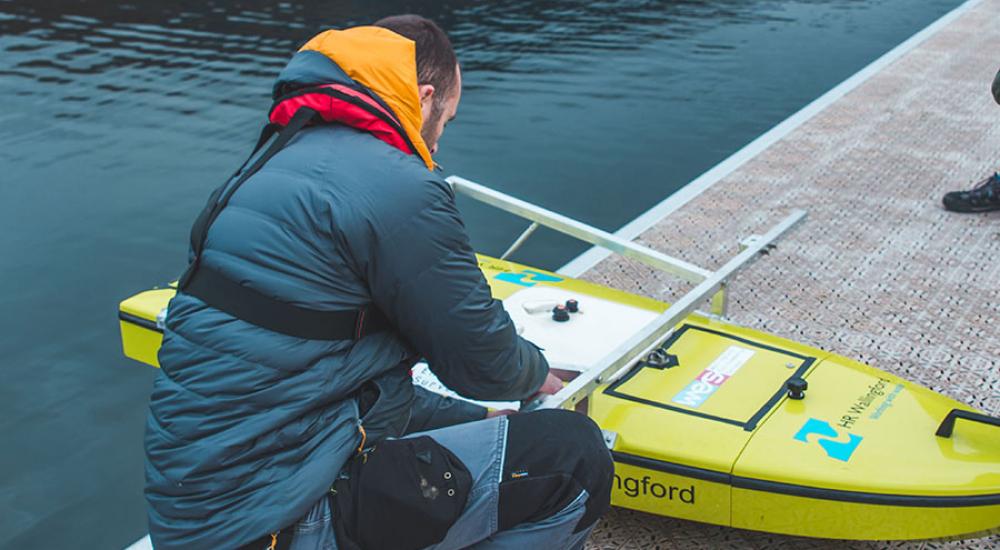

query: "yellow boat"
xmin=118 ymin=176 xmax=1000 ymax=542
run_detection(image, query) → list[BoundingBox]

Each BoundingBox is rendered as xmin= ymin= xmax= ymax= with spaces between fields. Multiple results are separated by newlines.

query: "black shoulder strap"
xmin=180 ymin=107 xmax=316 ymax=288
xmin=176 ymin=107 xmax=392 ymax=341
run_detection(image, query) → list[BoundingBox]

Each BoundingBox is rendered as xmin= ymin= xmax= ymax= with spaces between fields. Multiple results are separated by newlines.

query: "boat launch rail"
xmin=446 ymin=175 xmax=806 ymax=411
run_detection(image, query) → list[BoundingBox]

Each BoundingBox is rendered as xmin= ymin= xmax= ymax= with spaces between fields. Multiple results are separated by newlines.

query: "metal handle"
xmin=934 ymin=408 xmax=1000 ymax=438
xmin=525 ymin=209 xmax=807 ymax=411
xmin=448 ymin=175 xmax=713 ymax=284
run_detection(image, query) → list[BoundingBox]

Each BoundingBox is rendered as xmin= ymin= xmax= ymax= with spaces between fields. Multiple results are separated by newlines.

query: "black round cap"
xmin=786 ymin=377 xmax=808 ymax=400
xmin=552 ymin=305 xmax=570 ymax=322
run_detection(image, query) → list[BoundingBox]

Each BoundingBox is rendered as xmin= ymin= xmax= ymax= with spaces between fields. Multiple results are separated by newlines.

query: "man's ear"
xmin=418 ymin=84 xmax=436 ymax=108
xmin=418 ymin=83 xmax=436 ymax=123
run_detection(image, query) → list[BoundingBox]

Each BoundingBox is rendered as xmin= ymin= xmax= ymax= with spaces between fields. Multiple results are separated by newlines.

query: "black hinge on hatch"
xmin=639 ymin=348 xmax=680 ymax=370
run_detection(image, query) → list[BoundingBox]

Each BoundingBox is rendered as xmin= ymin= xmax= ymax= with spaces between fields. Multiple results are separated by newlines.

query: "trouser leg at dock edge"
xmin=289 ymin=409 xmax=614 ymax=550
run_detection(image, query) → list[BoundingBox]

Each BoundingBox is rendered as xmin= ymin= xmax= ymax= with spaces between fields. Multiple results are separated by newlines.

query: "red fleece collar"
xmin=269 ymin=84 xmax=417 ymax=157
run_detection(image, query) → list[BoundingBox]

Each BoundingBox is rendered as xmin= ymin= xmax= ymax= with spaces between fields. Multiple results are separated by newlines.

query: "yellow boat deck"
xmin=580 ymin=0 xmax=1000 ymax=547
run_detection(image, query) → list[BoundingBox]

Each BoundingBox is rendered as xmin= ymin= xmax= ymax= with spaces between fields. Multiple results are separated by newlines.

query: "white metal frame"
xmin=447 ymin=175 xmax=806 ymax=411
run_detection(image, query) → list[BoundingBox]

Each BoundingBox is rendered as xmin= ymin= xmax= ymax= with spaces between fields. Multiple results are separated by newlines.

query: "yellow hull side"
xmin=731 ymin=488 xmax=1000 ymax=541
xmin=117 ymin=256 xmax=1000 ymax=541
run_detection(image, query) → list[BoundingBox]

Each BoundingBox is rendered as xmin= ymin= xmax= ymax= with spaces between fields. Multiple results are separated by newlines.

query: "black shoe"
xmin=942 ymin=172 xmax=1000 ymax=213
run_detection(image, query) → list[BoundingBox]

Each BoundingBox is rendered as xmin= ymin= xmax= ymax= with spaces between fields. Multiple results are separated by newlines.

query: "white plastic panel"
xmin=412 ymin=286 xmax=659 ymax=410
xmin=504 ymin=286 xmax=659 ymax=369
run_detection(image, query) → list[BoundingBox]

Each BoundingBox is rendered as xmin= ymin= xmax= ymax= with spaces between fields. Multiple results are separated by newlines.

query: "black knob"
xmin=565 ymin=299 xmax=579 ymax=313
xmin=552 ymin=305 xmax=570 ymax=322
xmin=786 ymin=377 xmax=808 ymax=400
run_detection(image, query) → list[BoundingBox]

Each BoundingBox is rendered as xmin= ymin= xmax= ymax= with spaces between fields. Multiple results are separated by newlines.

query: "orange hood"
xmin=298 ymin=27 xmax=434 ymax=170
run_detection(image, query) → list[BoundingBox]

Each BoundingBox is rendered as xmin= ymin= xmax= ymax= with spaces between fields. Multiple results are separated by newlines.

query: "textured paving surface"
xmin=583 ymin=0 xmax=1000 ymax=547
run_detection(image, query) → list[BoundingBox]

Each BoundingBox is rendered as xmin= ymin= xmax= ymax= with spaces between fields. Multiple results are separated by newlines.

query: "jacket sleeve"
xmin=363 ymin=180 xmax=549 ymax=402
xmin=406 ymin=386 xmax=488 ymax=434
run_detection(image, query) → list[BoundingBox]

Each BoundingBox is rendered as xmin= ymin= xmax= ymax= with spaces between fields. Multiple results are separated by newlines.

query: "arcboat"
xmin=119 ymin=176 xmax=1000 ymax=541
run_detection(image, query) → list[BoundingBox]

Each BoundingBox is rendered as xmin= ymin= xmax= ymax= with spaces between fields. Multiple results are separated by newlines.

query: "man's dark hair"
xmin=374 ymin=15 xmax=458 ymax=99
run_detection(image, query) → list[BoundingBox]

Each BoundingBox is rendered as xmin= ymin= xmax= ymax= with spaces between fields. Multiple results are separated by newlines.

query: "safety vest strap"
xmin=183 ymin=262 xmax=391 ymax=341
xmin=177 ymin=106 xmax=391 ymax=341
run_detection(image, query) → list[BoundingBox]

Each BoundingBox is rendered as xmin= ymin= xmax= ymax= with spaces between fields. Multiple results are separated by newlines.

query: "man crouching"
xmin=144 ymin=14 xmax=612 ymax=550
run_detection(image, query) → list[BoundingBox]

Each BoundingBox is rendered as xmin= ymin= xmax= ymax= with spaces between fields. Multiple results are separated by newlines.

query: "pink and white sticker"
xmin=671 ymin=346 xmax=755 ymax=408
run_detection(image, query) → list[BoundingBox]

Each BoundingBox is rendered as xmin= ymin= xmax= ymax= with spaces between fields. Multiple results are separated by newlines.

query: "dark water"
xmin=0 ymin=0 xmax=963 ymax=547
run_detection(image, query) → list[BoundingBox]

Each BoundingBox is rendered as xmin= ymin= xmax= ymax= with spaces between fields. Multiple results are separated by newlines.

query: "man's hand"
xmin=487 ymin=372 xmax=563 ymax=418
xmin=484 ymin=370 xmax=570 ymax=418
xmin=523 ymin=368 xmax=578 ymax=407
xmin=536 ymin=372 xmax=564 ymax=396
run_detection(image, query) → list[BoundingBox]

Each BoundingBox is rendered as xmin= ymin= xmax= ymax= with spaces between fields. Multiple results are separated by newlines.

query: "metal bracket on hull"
xmin=601 ymin=430 xmax=618 ymax=450
xmin=447 ymin=175 xmax=806 ymax=411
